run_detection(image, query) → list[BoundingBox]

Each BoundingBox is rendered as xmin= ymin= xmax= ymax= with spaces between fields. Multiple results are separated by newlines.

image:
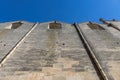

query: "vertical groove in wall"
xmin=0 ymin=23 xmax=39 ymax=67
xmin=100 ymin=18 xmax=120 ymax=31
xmin=73 ymin=23 xmax=109 ymax=80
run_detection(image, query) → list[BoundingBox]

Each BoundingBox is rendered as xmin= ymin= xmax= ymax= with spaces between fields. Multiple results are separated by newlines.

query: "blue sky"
xmin=0 ymin=0 xmax=120 ymax=23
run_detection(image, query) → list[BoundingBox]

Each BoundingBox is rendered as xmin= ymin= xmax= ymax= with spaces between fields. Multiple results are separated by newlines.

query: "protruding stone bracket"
xmin=5 ymin=22 xmax=23 ymax=29
xmin=87 ymin=21 xmax=105 ymax=30
xmin=48 ymin=21 xmax=62 ymax=29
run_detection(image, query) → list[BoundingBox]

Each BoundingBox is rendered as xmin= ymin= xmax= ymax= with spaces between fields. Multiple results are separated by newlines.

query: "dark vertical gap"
xmin=107 ymin=23 xmax=120 ymax=31
xmin=73 ymin=23 xmax=105 ymax=80
xmin=100 ymin=18 xmax=120 ymax=31
xmin=0 ymin=23 xmax=37 ymax=66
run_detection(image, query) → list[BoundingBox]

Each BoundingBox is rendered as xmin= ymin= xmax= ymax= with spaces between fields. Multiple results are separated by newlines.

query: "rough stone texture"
xmin=0 ymin=20 xmax=120 ymax=80
xmin=79 ymin=23 xmax=120 ymax=80
xmin=0 ymin=21 xmax=34 ymax=62
xmin=0 ymin=22 xmax=99 ymax=80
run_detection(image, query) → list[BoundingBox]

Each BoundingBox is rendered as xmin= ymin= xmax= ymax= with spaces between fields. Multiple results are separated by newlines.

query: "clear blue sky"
xmin=0 ymin=0 xmax=120 ymax=23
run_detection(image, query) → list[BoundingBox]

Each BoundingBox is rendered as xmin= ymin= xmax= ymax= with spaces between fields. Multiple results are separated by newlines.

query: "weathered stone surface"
xmin=0 ymin=22 xmax=99 ymax=80
xmin=0 ymin=20 xmax=120 ymax=80
xmin=79 ymin=22 xmax=120 ymax=80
